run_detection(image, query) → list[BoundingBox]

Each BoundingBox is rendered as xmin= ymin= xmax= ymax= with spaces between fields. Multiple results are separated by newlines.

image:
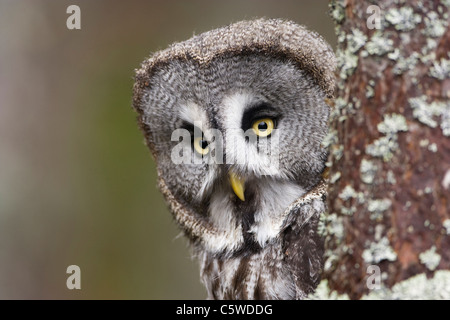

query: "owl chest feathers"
xmin=198 ymin=180 xmax=326 ymax=300
xmin=199 ymin=243 xmax=298 ymax=299
xmin=207 ymin=179 xmax=305 ymax=252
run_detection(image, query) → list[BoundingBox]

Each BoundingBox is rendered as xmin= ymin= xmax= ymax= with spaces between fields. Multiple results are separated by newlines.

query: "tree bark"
xmin=322 ymin=0 xmax=450 ymax=299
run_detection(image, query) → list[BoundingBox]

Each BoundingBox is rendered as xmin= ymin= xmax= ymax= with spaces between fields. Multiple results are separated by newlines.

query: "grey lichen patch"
xmin=409 ymin=96 xmax=450 ymax=136
xmin=419 ymin=139 xmax=430 ymax=147
xmin=345 ymin=102 xmax=354 ymax=112
xmin=322 ymin=129 xmax=339 ymax=148
xmin=336 ymin=48 xmax=359 ymax=79
xmin=332 ymin=144 xmax=344 ymax=160
xmin=377 ymin=114 xmax=409 ymax=134
xmin=363 ymin=31 xmax=394 ymax=56
xmin=404 ymin=201 xmax=412 ymax=210
xmin=374 ymin=224 xmax=385 ymax=242
xmin=330 ymin=171 xmax=341 ymax=184
xmin=366 ymin=136 xmax=399 ymax=162
xmin=329 ymin=97 xmax=347 ymax=123
xmin=338 ymin=185 xmax=365 ymax=205
xmin=352 ymin=96 xmax=361 ymax=109
xmin=339 ymin=185 xmax=358 ymax=201
xmin=441 ymin=108 xmax=450 ymax=137
xmin=393 ymin=52 xmax=419 ymax=75
xmin=367 ymin=198 xmax=392 ymax=212
xmin=329 ymin=108 xmax=340 ymax=123
xmin=366 ymin=79 xmax=376 ymax=98
xmin=336 ymin=26 xmax=346 ymax=43
xmin=335 ymin=97 xmax=347 ymax=110
xmin=319 ymin=213 xmax=345 ymax=243
xmin=419 ymin=246 xmax=441 ymax=271
xmin=329 ymin=0 xmax=346 ymax=24
xmin=423 ymin=11 xmax=447 ymax=38
xmin=443 ymin=219 xmax=450 ymax=235
xmin=442 ymin=170 xmax=450 ymax=190
xmin=323 ymin=251 xmax=337 ymax=272
xmin=375 ymin=224 xmax=384 ymax=241
xmin=360 ymin=159 xmax=378 ymax=184
xmin=420 ymin=54 xmax=437 ymax=65
xmin=336 ymin=79 xmax=345 ymax=91
xmin=366 ymin=114 xmax=408 ymax=162
xmin=387 ymin=170 xmax=397 ymax=185
xmin=420 ymin=39 xmax=438 ymax=64
xmin=426 ymin=38 xmax=438 ymax=51
xmin=333 ymin=2 xmax=362 ymax=80
xmin=366 ymin=85 xmax=375 ymax=98
xmin=308 ymin=280 xmax=350 ymax=300
xmin=317 ymin=212 xmax=328 ymax=237
xmin=343 ymin=245 xmax=354 ymax=255
xmin=368 ymin=199 xmax=392 ymax=221
xmin=385 ymin=7 xmax=421 ymax=31
xmin=318 ymin=211 xmax=344 ymax=241
xmin=357 ymin=193 xmax=365 ymax=204
xmin=362 ymin=270 xmax=450 ymax=300
xmin=409 ymin=96 xmax=440 ymax=127
xmin=429 ymin=57 xmax=450 ymax=80
xmin=346 ymin=29 xmax=367 ymax=53
xmin=341 ymin=206 xmax=356 ymax=216
xmin=387 ymin=48 xmax=401 ymax=61
xmin=362 ymin=236 xmax=397 ymax=264
xmin=428 ymin=143 xmax=438 ymax=153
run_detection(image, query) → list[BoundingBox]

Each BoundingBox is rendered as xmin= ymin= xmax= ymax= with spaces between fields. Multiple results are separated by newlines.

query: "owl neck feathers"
xmin=158 ymin=172 xmax=326 ymax=254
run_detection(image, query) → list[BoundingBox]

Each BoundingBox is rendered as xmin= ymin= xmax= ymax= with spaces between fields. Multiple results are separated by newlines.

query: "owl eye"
xmin=252 ymin=118 xmax=275 ymax=137
xmin=193 ymin=136 xmax=210 ymax=155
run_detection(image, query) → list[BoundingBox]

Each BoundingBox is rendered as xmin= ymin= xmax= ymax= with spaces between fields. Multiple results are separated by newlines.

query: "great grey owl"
xmin=132 ymin=19 xmax=336 ymax=299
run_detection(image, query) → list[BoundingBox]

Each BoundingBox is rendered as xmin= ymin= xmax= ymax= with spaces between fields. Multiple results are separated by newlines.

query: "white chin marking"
xmin=205 ymin=186 xmax=244 ymax=253
xmin=205 ymin=177 xmax=305 ymax=254
xmin=250 ymin=180 xmax=305 ymax=246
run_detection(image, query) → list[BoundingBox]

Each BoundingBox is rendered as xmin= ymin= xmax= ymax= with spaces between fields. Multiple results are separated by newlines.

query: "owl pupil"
xmin=200 ymin=139 xmax=208 ymax=149
xmin=258 ymin=122 xmax=268 ymax=131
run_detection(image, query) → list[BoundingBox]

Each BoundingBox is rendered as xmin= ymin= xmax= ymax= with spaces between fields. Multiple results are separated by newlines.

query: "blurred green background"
xmin=0 ymin=0 xmax=335 ymax=299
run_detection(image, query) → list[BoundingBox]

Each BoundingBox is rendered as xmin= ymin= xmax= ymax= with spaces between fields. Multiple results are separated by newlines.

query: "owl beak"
xmin=228 ymin=171 xmax=246 ymax=201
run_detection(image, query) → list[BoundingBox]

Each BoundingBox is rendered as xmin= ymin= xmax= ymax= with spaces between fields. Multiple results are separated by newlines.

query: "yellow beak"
xmin=229 ymin=171 xmax=246 ymax=201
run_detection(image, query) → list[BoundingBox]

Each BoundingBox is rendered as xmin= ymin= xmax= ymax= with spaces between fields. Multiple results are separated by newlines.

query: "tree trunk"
xmin=320 ymin=0 xmax=450 ymax=299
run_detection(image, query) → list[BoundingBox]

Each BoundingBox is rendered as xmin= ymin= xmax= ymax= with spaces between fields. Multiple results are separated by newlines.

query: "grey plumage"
xmin=133 ymin=18 xmax=336 ymax=299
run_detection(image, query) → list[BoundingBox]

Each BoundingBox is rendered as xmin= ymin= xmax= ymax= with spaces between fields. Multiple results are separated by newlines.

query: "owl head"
xmin=133 ymin=19 xmax=335 ymax=257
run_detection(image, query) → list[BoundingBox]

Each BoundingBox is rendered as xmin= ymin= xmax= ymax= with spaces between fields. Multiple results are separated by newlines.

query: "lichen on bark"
xmin=323 ymin=0 xmax=450 ymax=299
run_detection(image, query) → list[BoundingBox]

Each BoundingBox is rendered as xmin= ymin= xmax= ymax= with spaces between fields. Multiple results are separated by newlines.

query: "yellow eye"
xmin=252 ymin=118 xmax=274 ymax=137
xmin=193 ymin=137 xmax=209 ymax=155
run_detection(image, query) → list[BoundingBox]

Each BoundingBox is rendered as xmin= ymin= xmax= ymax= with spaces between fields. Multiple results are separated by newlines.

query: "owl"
xmin=133 ymin=19 xmax=336 ymax=299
